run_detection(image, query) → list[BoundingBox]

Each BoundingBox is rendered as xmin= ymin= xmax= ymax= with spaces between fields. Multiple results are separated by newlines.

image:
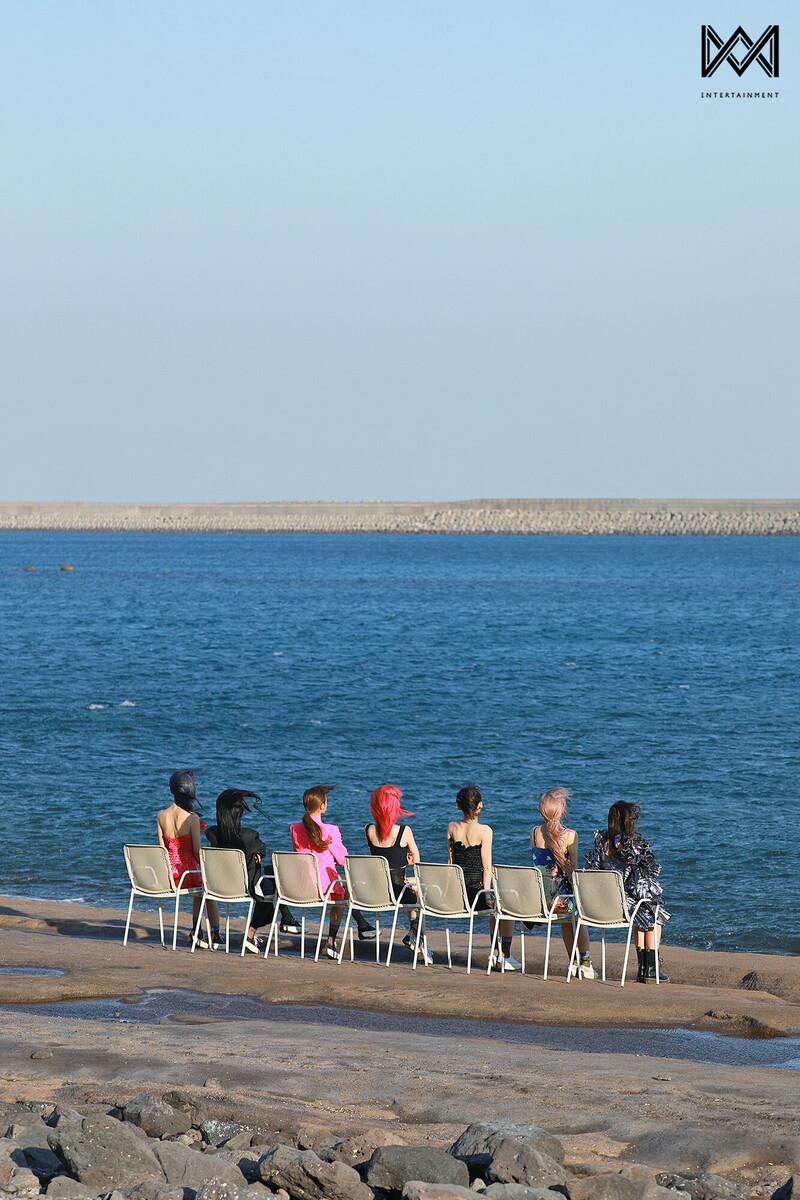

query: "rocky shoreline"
xmin=2 ymin=500 xmax=800 ymax=536
xmin=0 ymin=1092 xmax=794 ymax=1200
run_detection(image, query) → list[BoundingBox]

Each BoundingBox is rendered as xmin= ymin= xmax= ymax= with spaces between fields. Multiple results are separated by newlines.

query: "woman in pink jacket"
xmin=290 ymin=785 xmax=374 ymax=958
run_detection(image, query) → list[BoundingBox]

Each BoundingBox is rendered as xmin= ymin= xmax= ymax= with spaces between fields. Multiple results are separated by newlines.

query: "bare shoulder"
xmin=566 ymin=828 xmax=578 ymax=846
xmin=532 ymin=825 xmax=544 ymax=847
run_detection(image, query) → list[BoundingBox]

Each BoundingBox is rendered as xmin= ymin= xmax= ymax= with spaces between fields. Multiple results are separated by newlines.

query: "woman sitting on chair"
xmin=585 ymin=801 xmax=670 ymax=982
xmin=532 ymin=787 xmax=595 ymax=979
xmin=205 ymin=789 xmax=300 ymax=953
xmin=365 ymin=784 xmax=432 ymax=965
xmin=290 ymin=785 xmax=374 ymax=958
xmin=447 ymin=784 xmax=520 ymax=971
xmin=156 ymin=769 xmax=220 ymax=949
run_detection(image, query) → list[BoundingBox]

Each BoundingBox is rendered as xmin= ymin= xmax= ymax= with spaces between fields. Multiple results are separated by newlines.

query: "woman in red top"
xmin=157 ymin=769 xmax=220 ymax=949
xmin=290 ymin=785 xmax=374 ymax=958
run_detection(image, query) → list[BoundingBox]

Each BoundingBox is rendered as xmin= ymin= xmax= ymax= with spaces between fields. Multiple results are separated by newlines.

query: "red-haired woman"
xmin=290 ymin=785 xmax=374 ymax=958
xmin=365 ymin=784 xmax=432 ymax=964
xmin=532 ymin=787 xmax=595 ymax=978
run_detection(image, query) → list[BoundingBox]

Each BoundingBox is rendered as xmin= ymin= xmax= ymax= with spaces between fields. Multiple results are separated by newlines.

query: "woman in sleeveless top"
xmin=532 ymin=787 xmax=594 ymax=978
xmin=365 ymin=784 xmax=432 ymax=965
xmin=447 ymin=785 xmax=520 ymax=971
xmin=585 ymin=801 xmax=669 ymax=982
xmin=156 ymin=769 xmax=221 ymax=949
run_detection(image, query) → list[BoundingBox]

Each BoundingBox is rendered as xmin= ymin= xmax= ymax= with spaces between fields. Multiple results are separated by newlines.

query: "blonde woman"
xmin=531 ymin=787 xmax=595 ymax=979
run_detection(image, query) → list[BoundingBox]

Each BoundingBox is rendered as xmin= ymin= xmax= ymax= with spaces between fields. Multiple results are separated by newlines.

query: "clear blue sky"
xmin=3 ymin=1 xmax=797 ymax=502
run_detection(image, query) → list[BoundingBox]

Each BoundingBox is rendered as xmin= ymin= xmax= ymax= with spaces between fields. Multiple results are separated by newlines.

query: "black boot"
xmin=636 ymin=947 xmax=647 ymax=983
xmin=646 ymin=949 xmax=669 ymax=981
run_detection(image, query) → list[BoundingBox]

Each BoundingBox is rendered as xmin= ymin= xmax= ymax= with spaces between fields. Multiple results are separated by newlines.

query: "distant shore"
xmin=2 ymin=499 xmax=800 ymax=535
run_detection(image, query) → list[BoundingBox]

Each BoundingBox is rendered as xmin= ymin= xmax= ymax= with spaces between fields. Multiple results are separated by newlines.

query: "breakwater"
xmin=2 ymin=499 xmax=800 ymax=534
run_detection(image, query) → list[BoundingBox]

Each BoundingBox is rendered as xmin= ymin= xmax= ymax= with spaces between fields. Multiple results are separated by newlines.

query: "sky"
xmin=2 ymin=1 xmax=797 ymax=502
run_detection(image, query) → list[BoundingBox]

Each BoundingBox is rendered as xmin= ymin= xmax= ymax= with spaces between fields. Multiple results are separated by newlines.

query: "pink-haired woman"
xmin=365 ymin=784 xmax=432 ymax=964
xmin=531 ymin=787 xmax=595 ymax=979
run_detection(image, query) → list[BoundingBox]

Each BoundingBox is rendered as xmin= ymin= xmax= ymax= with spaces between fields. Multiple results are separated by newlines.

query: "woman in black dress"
xmin=205 ymin=789 xmax=299 ymax=952
xmin=446 ymin=784 xmax=519 ymax=971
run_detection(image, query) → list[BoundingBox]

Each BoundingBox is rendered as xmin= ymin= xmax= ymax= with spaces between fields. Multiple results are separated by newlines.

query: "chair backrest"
xmin=414 ymin=863 xmax=470 ymax=917
xmin=343 ymin=855 xmax=395 ymax=910
xmin=200 ymin=848 xmax=250 ymax=901
xmin=123 ymin=845 xmax=172 ymax=897
xmin=572 ymin=869 xmax=630 ymax=926
xmin=272 ymin=850 xmax=325 ymax=905
xmin=493 ymin=865 xmax=549 ymax=920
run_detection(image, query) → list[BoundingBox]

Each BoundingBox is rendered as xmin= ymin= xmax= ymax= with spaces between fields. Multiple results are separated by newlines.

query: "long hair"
xmin=370 ymin=784 xmax=415 ymax=842
xmin=539 ymin=787 xmax=571 ymax=869
xmin=170 ymin=769 xmax=198 ymax=812
xmin=456 ymin=784 xmax=483 ymax=818
xmin=215 ymin=789 xmax=261 ymax=851
xmin=301 ymin=785 xmax=335 ymax=852
xmin=607 ymin=801 xmax=640 ymax=849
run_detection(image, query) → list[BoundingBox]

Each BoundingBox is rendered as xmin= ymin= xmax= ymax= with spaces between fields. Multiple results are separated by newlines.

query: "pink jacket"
xmin=290 ymin=818 xmax=348 ymax=894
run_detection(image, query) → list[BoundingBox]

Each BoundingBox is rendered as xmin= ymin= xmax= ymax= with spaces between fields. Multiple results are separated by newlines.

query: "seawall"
xmin=1 ymin=499 xmax=800 ymax=535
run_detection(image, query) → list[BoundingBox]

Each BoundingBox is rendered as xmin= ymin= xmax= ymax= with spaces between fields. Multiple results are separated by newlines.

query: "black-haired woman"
xmin=586 ymin=801 xmax=670 ymax=982
xmin=205 ymin=789 xmax=299 ymax=952
xmin=157 ymin=769 xmax=221 ymax=948
xmin=446 ymin=784 xmax=519 ymax=971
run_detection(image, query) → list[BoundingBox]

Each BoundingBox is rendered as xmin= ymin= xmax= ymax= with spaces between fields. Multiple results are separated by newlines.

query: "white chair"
xmin=488 ymin=864 xmax=576 ymax=979
xmin=568 ymin=869 xmax=660 ymax=986
xmin=338 ymin=856 xmax=421 ymax=966
xmin=412 ymin=862 xmax=491 ymax=973
xmin=192 ymin=848 xmax=254 ymax=956
xmin=263 ymin=851 xmax=349 ymax=962
xmin=122 ymin=844 xmax=205 ymax=951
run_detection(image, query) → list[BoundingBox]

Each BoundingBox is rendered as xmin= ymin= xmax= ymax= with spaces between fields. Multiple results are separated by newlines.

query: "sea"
xmin=1 ymin=531 xmax=798 ymax=956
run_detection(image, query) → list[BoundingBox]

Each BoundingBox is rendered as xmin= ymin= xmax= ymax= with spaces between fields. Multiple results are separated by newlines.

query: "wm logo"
xmin=701 ymin=25 xmax=779 ymax=77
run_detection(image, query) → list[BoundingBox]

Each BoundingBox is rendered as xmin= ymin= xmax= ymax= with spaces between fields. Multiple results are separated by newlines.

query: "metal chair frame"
xmin=487 ymin=864 xmax=576 ymax=979
xmin=337 ymin=855 xmax=423 ymax=966
xmin=263 ymin=851 xmax=352 ymax=962
xmin=412 ymin=862 xmax=492 ymax=973
xmin=122 ymin=844 xmax=205 ymax=951
xmin=567 ymin=868 xmax=660 ymax=986
xmin=191 ymin=847 xmax=255 ymax=956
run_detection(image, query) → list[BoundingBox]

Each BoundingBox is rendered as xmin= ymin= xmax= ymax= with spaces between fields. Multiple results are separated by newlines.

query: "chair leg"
xmin=445 ymin=921 xmax=452 ymax=970
xmin=486 ymin=917 xmax=500 ymax=976
xmin=157 ymin=903 xmax=165 ymax=948
xmin=375 ymin=917 xmax=380 ymax=964
xmin=123 ymin=891 xmax=136 ymax=946
xmin=173 ymin=893 xmax=182 ymax=951
xmin=240 ymin=900 xmax=255 ymax=957
xmin=349 ymin=922 xmax=355 ymax=962
xmin=300 ymin=914 xmax=306 ymax=959
xmin=520 ymin=928 xmax=526 ymax=975
xmin=544 ymin=919 xmax=553 ymax=981
xmin=412 ymin=912 xmax=424 ymax=970
xmin=225 ymin=904 xmax=231 ymax=954
xmin=191 ymin=896 xmax=207 ymax=953
xmin=386 ymin=906 xmax=402 ymax=966
xmin=601 ymin=932 xmax=607 ymax=981
xmin=567 ymin=919 xmax=582 ymax=981
xmin=263 ymin=908 xmax=280 ymax=958
xmin=467 ymin=916 xmax=475 ymax=975
xmin=337 ymin=905 xmax=354 ymax=964
xmin=621 ymin=920 xmax=636 ymax=987
xmin=314 ymin=901 xmax=329 ymax=962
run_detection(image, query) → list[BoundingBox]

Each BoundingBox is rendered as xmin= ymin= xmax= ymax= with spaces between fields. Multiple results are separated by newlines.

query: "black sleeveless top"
xmin=366 ymin=824 xmax=408 ymax=896
xmin=449 ymin=840 xmax=490 ymax=908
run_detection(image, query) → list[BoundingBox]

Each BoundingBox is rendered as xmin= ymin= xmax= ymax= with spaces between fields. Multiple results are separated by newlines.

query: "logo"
xmin=701 ymin=26 xmax=779 ymax=77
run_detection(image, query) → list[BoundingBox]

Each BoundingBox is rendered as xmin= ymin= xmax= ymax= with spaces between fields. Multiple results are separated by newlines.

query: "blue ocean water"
xmin=0 ymin=532 xmax=798 ymax=955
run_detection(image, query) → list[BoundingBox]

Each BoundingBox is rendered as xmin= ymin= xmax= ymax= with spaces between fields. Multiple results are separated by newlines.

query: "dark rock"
xmin=46 ymin=1177 xmax=95 ymax=1199
xmin=484 ymin=1187 xmax=567 ymax=1200
xmin=209 ymin=1151 xmax=263 ymax=1183
xmin=329 ymin=1129 xmax=407 ymax=1169
xmin=258 ymin=1143 xmax=372 ymax=1200
xmin=402 ymin=1186 xmax=476 ymax=1200
xmin=161 ymin=1094 xmax=207 ymax=1131
xmin=124 ymin=1181 xmax=184 ymax=1200
xmin=48 ymin=1116 xmax=165 ymax=1190
xmin=151 ymin=1141 xmax=248 ymax=1194
xmin=773 ymin=1180 xmax=800 ymax=1200
xmin=31 ymin=1048 xmax=54 ymax=1060
xmin=568 ymin=1177 xmax=682 ymax=1200
xmin=656 ymin=1173 xmax=746 ymax=1200
xmin=46 ymin=1110 xmax=86 ymax=1130
xmin=221 ymin=1134 xmax=253 ymax=1153
xmin=202 ymin=1082 xmax=222 ymax=1092
xmin=366 ymin=1146 xmax=470 ymax=1194
xmin=18 ymin=1103 xmax=54 ymax=1119
xmin=451 ymin=1127 xmax=565 ymax=1173
xmin=201 ymin=1124 xmax=245 ymax=1150
xmin=194 ymin=1181 xmax=252 ymax=1200
xmin=124 ymin=1097 xmax=192 ymax=1140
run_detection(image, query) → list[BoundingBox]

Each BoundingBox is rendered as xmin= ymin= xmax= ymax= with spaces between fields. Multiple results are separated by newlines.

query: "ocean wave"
xmin=85 ymin=703 xmax=108 ymax=710
xmin=118 ymin=700 xmax=136 ymax=707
